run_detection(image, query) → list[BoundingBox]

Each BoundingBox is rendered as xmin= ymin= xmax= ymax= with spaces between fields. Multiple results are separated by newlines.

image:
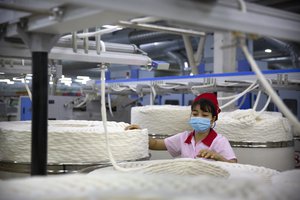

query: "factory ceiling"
xmin=0 ymin=0 xmax=299 ymax=80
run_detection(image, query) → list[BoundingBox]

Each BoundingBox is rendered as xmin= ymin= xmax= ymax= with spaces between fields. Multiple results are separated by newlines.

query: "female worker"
xmin=126 ymin=93 xmax=237 ymax=163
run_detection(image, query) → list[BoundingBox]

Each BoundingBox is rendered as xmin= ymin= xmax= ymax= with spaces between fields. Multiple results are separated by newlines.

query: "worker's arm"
xmin=197 ymin=149 xmax=237 ymax=163
xmin=124 ymin=124 xmax=141 ymax=130
xmin=149 ymin=137 xmax=167 ymax=150
xmin=125 ymin=124 xmax=167 ymax=150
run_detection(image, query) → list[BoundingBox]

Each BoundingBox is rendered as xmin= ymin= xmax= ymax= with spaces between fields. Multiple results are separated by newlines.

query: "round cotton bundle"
xmin=0 ymin=120 xmax=149 ymax=163
xmin=215 ymin=109 xmax=292 ymax=142
xmin=131 ymin=105 xmax=192 ymax=136
xmin=0 ymin=170 xmax=287 ymax=200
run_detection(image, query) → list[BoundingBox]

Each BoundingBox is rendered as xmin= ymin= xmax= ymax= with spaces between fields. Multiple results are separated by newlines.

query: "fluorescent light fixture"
xmin=0 ymin=79 xmax=10 ymax=83
xmin=102 ymin=25 xmax=123 ymax=31
xmin=13 ymin=77 xmax=25 ymax=83
xmin=63 ymin=82 xmax=71 ymax=86
xmin=264 ymin=49 xmax=272 ymax=53
xmin=61 ymin=80 xmax=72 ymax=83
xmin=75 ymin=79 xmax=89 ymax=84
xmin=75 ymin=79 xmax=83 ymax=83
xmin=184 ymin=62 xmax=188 ymax=69
xmin=0 ymin=79 xmax=14 ymax=84
xmin=0 ymin=72 xmax=5 ymax=75
xmin=76 ymin=76 xmax=90 ymax=80
xmin=60 ymin=76 xmax=72 ymax=81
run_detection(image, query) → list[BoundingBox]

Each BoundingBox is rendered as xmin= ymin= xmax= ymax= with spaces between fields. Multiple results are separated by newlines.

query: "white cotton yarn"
xmin=0 ymin=120 xmax=149 ymax=163
xmin=0 ymin=159 xmax=294 ymax=200
xmin=271 ymin=169 xmax=300 ymax=200
xmin=90 ymin=158 xmax=230 ymax=178
xmin=131 ymin=105 xmax=192 ymax=136
xmin=89 ymin=158 xmax=279 ymax=182
xmin=131 ymin=106 xmax=293 ymax=142
xmin=214 ymin=109 xmax=293 ymax=142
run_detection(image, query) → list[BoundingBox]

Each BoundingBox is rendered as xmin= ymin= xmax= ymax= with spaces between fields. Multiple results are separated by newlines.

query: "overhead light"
xmin=76 ymin=76 xmax=90 ymax=80
xmin=264 ymin=49 xmax=272 ymax=53
xmin=184 ymin=62 xmax=189 ymax=70
xmin=13 ymin=77 xmax=25 ymax=83
xmin=59 ymin=76 xmax=72 ymax=82
xmin=63 ymin=82 xmax=71 ymax=86
xmin=102 ymin=25 xmax=123 ymax=31
xmin=0 ymin=79 xmax=14 ymax=84
xmin=0 ymin=79 xmax=10 ymax=83
xmin=75 ymin=79 xmax=85 ymax=84
xmin=0 ymin=72 xmax=5 ymax=75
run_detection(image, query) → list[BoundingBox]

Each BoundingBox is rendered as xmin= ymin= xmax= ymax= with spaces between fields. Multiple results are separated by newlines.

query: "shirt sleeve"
xmin=164 ymin=133 xmax=183 ymax=157
xmin=211 ymin=135 xmax=237 ymax=160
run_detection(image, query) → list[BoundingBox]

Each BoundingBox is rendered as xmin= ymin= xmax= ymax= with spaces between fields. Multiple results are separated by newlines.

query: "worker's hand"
xmin=197 ymin=149 xmax=222 ymax=161
xmin=125 ymin=124 xmax=141 ymax=130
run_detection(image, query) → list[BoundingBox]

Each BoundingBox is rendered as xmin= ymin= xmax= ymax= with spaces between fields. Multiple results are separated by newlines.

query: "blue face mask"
xmin=188 ymin=117 xmax=211 ymax=133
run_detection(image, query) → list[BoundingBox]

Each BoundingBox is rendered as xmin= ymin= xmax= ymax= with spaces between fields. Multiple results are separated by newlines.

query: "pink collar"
xmin=184 ymin=129 xmax=217 ymax=147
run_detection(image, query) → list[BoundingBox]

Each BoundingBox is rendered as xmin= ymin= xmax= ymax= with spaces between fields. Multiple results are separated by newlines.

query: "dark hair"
xmin=191 ymin=98 xmax=218 ymax=120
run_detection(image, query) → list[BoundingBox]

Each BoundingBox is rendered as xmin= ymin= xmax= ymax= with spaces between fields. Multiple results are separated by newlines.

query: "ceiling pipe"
xmin=263 ymin=37 xmax=299 ymax=68
xmin=128 ymin=31 xmax=181 ymax=45
xmin=102 ymin=29 xmax=181 ymax=45
xmin=165 ymin=51 xmax=185 ymax=73
xmin=139 ymin=40 xmax=185 ymax=58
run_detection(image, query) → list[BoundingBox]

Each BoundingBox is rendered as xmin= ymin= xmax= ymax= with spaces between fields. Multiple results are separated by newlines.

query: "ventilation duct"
xmin=102 ymin=29 xmax=180 ymax=45
xmin=263 ymin=37 xmax=299 ymax=68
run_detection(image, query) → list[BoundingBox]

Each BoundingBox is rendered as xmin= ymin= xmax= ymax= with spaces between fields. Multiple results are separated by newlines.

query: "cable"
xmin=257 ymin=95 xmax=271 ymax=114
xmin=149 ymin=85 xmax=156 ymax=105
xmin=234 ymin=0 xmax=300 ymax=134
xmin=110 ymin=85 xmax=128 ymax=92
xmin=240 ymin=41 xmax=300 ymax=133
xmin=217 ymin=82 xmax=257 ymax=100
xmin=252 ymin=90 xmax=262 ymax=110
xmin=74 ymin=94 xmax=90 ymax=108
xmin=190 ymin=83 xmax=215 ymax=95
xmin=237 ymin=93 xmax=248 ymax=108
xmin=24 ymin=76 xmax=32 ymax=101
xmin=98 ymin=41 xmax=122 ymax=170
xmin=219 ymin=81 xmax=259 ymax=110
xmin=22 ymin=59 xmax=32 ymax=101
xmin=99 ymin=41 xmax=148 ymax=172
xmin=107 ymin=93 xmax=114 ymax=117
xmin=237 ymin=0 xmax=247 ymax=13
xmin=128 ymin=85 xmax=137 ymax=92
xmin=157 ymin=83 xmax=180 ymax=90
xmin=62 ymin=26 xmax=121 ymax=39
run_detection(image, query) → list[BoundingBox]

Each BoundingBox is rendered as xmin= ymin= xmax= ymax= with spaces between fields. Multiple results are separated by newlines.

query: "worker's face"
xmin=191 ymin=104 xmax=216 ymax=124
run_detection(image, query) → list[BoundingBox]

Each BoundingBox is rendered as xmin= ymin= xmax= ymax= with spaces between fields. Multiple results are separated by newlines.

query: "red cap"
xmin=193 ymin=93 xmax=221 ymax=118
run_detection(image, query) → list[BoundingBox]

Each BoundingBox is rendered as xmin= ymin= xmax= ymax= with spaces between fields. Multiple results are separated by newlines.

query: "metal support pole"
xmin=182 ymin=35 xmax=198 ymax=75
xmin=194 ymin=36 xmax=206 ymax=66
xmin=17 ymin=26 xmax=60 ymax=176
xmin=31 ymin=51 xmax=48 ymax=175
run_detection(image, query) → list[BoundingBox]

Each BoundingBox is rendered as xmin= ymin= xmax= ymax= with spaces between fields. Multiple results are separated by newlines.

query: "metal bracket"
xmin=17 ymin=23 xmax=61 ymax=52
